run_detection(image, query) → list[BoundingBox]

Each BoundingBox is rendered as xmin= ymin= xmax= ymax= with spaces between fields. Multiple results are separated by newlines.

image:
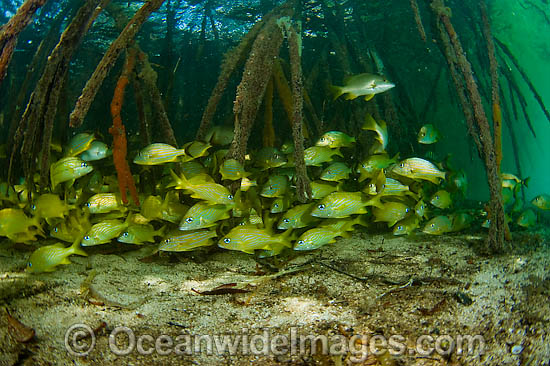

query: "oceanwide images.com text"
xmin=65 ymin=324 xmax=486 ymax=361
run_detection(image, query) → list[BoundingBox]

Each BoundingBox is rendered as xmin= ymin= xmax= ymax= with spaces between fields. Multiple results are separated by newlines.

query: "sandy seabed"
xmin=1 ymin=229 xmax=549 ymax=366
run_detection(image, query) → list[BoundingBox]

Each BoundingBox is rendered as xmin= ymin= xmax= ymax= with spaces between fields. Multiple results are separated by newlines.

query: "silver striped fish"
xmin=294 ymin=227 xmax=344 ymax=251
xmin=320 ymin=162 xmax=351 ymax=182
xmin=277 ymin=203 xmax=318 ymax=229
xmin=389 ymin=158 xmax=446 ymax=184
xmin=218 ymin=226 xmax=292 ymax=254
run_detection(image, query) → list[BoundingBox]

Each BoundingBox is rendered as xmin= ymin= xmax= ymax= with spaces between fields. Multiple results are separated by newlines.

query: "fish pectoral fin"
xmin=364 ymin=94 xmax=375 ymax=101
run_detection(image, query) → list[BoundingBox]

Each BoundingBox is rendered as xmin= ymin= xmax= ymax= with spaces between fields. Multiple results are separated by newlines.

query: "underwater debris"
xmin=191 ymin=283 xmax=251 ymax=296
xmin=5 ymin=309 xmax=35 ymax=343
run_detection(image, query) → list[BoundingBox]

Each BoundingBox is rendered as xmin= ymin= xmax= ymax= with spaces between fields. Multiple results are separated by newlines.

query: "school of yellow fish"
xmin=0 ymin=111 xmax=547 ymax=273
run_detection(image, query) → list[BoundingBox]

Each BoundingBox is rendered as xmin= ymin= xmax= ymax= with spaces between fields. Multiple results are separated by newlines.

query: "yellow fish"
xmin=133 ymin=143 xmax=189 ymax=165
xmin=516 ymin=209 xmax=536 ymax=228
xmin=30 ymin=194 xmax=70 ymax=222
xmin=373 ymin=202 xmax=411 ymax=227
xmin=449 ymin=212 xmax=473 ymax=232
xmin=311 ymin=192 xmax=369 ymax=218
xmin=310 ymin=180 xmax=340 ymax=199
xmin=218 ymin=226 xmax=292 ymax=254
xmin=260 ymin=175 xmax=289 ymax=198
xmin=50 ymin=157 xmax=93 ymax=190
xmin=159 ymin=230 xmax=217 ymax=252
xmin=389 ymin=158 xmax=446 ymax=184
xmin=27 ymin=237 xmax=87 ymax=273
xmin=85 ymin=193 xmax=126 ymax=214
xmin=392 ymin=215 xmax=420 ymax=236
xmin=179 ymin=203 xmax=231 ymax=231
xmin=81 ymin=219 xmax=128 ymax=246
xmin=294 ymin=227 xmax=346 ymax=251
xmin=422 ymin=216 xmax=452 ymax=235
xmin=356 ymin=153 xmax=398 ymax=182
xmin=183 ymin=140 xmax=212 ymax=159
xmin=330 ymin=73 xmax=395 ymax=101
xmin=170 ymin=170 xmax=235 ymax=206
xmin=64 ymin=133 xmax=95 ymax=157
xmin=304 ymin=146 xmax=343 ymax=166
xmin=429 ymin=190 xmax=452 ymax=209
xmin=255 ymin=147 xmax=287 ymax=170
xmin=362 ymin=113 xmax=388 ymax=150
xmin=205 ymin=125 xmax=234 ymax=146
xmin=80 ymin=140 xmax=112 ymax=161
xmin=181 ymin=161 xmax=207 ymax=179
xmin=316 ymin=131 xmax=356 ymax=148
xmin=0 ymin=208 xmax=43 ymax=242
xmin=417 ymin=124 xmax=441 ymax=144
xmin=277 ymin=203 xmax=319 ymax=229
xmin=117 ymin=224 xmax=165 ymax=244
xmin=270 ymin=196 xmax=291 ymax=213
xmin=219 ymin=159 xmax=248 ymax=181
xmin=320 ymin=162 xmax=351 ymax=182
xmin=531 ymin=194 xmax=550 ymax=210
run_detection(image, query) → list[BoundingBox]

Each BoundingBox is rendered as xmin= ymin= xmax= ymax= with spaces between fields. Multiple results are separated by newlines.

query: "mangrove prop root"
xmin=432 ymin=0 xmax=505 ymax=252
xmin=481 ymin=0 xmax=502 ymax=172
xmin=288 ymin=24 xmax=311 ymax=202
xmin=0 ymin=0 xmax=47 ymax=85
xmin=227 ymin=13 xmax=289 ymax=164
xmin=8 ymin=0 xmax=103 ymax=188
xmin=110 ymin=48 xmax=139 ymax=206
xmin=136 ymin=50 xmax=177 ymax=146
xmin=410 ymin=0 xmax=427 ymax=42
xmin=195 ymin=15 xmax=266 ymax=140
xmin=494 ymin=37 xmax=550 ymax=126
xmin=69 ymin=0 xmax=165 ymax=128
xmin=263 ymin=78 xmax=275 ymax=147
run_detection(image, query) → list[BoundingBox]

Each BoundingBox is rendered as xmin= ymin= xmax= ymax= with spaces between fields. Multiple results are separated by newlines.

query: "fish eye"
xmin=164 ymin=238 xmax=170 ymax=243
xmin=274 ymin=203 xmax=279 ymax=208
xmin=31 ymin=204 xmax=36 ymax=210
xmin=27 ymin=262 xmax=32 ymax=267
xmin=84 ymin=235 xmax=90 ymax=240
xmin=228 ymin=195 xmax=234 ymax=200
xmin=186 ymin=217 xmax=193 ymax=223
xmin=238 ymin=222 xmax=245 ymax=226
xmin=85 ymin=202 xmax=91 ymax=207
xmin=405 ymin=208 xmax=410 ymax=213
xmin=53 ymin=227 xmax=58 ymax=232
xmin=223 ymin=238 xmax=231 ymax=244
xmin=298 ymin=240 xmax=305 ymax=245
xmin=431 ymin=224 xmax=435 ymax=228
xmin=268 ymin=185 xmax=273 ymax=190
xmin=318 ymin=204 xmax=325 ymax=210
xmin=400 ymin=163 xmax=405 ymax=168
xmin=435 ymin=195 xmax=440 ymax=200
xmin=362 ymin=164 xmax=367 ymax=169
xmin=283 ymin=218 xmax=290 ymax=223
xmin=122 ymin=232 xmax=129 ymax=237
xmin=398 ymin=226 xmax=403 ymax=230
xmin=81 ymin=162 xmax=88 ymax=167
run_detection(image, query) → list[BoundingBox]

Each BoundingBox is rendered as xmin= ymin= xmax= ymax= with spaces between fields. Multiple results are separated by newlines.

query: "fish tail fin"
xmin=522 ymin=176 xmax=531 ymax=188
xmin=156 ymin=225 xmax=167 ymax=238
xmin=69 ymin=235 xmax=88 ymax=257
xmin=169 ymin=169 xmax=189 ymax=190
xmin=281 ymin=228 xmax=295 ymax=246
xmin=329 ymin=85 xmax=344 ymax=101
xmin=362 ymin=113 xmax=377 ymax=131
xmin=333 ymin=148 xmax=344 ymax=158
